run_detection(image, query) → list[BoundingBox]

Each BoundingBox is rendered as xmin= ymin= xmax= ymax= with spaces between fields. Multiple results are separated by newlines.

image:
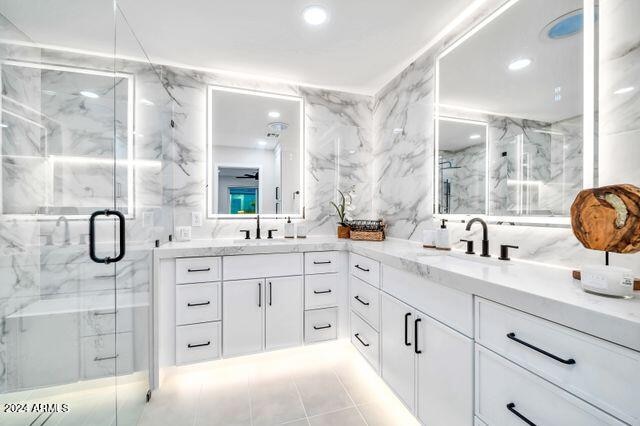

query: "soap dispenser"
xmin=435 ymin=219 xmax=451 ymax=250
xmin=284 ymin=217 xmax=295 ymax=238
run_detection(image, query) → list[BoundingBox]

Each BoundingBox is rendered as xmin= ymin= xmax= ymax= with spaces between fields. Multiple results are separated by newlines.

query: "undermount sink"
xmin=231 ymin=238 xmax=291 ymax=244
xmin=416 ymin=249 xmax=512 ymax=269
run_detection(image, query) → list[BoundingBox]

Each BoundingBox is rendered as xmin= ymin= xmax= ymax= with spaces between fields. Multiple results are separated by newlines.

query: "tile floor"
xmin=138 ymin=340 xmax=418 ymax=426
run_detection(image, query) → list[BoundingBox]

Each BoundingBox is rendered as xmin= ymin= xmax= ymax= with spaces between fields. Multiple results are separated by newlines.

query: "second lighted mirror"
xmin=207 ymin=86 xmax=304 ymax=218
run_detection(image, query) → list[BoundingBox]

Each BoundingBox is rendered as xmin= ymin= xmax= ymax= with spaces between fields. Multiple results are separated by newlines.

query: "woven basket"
xmin=347 ymin=219 xmax=385 ymax=241
xmin=349 ymin=230 xmax=385 ymax=241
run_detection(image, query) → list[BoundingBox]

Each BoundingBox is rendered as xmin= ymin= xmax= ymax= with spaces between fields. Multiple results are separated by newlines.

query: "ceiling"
xmin=439 ymin=119 xmax=486 ymax=151
xmin=0 ymin=0 xmax=476 ymax=94
xmin=439 ymin=0 xmax=584 ymax=123
xmin=211 ymin=88 xmax=301 ymax=151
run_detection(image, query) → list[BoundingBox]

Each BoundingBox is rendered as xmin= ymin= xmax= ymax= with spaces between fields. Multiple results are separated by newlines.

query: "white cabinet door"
xmin=380 ymin=293 xmax=416 ymax=412
xmin=223 ymin=279 xmax=264 ymax=357
xmin=265 ymin=276 xmax=303 ymax=350
xmin=416 ymin=315 xmax=473 ymax=426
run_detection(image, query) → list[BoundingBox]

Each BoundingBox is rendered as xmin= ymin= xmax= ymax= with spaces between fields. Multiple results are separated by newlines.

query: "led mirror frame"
xmin=206 ymin=85 xmax=305 ymax=219
xmin=433 ymin=0 xmax=596 ymax=226
xmin=1 ymin=60 xmax=135 ymax=220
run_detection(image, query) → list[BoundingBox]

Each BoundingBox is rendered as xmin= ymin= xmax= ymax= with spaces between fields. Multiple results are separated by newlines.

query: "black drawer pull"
xmin=354 ymin=333 xmax=370 ymax=347
xmin=187 ymin=267 xmax=211 ymax=273
xmin=94 ymin=354 xmax=118 ymax=362
xmin=313 ymin=324 xmax=332 ymax=330
xmin=404 ymin=312 xmax=411 ymax=346
xmin=187 ymin=341 xmax=211 ymax=349
xmin=507 ymin=332 xmax=576 ymax=365
xmin=354 ymin=264 xmax=370 ymax=272
xmin=507 ymin=403 xmax=536 ymax=426
xmin=354 ymin=295 xmax=370 ymax=306
xmin=313 ymin=260 xmax=332 ymax=265
xmin=314 ymin=289 xmax=332 ymax=294
xmin=187 ymin=301 xmax=211 ymax=307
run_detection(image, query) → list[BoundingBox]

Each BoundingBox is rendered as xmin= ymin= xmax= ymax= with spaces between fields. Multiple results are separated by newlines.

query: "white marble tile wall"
xmin=440 ymin=142 xmax=486 ymax=214
xmin=372 ymin=0 xmax=640 ymax=275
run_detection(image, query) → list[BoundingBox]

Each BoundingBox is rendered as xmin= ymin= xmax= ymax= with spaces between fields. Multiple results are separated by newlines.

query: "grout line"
xmin=292 ymin=377 xmax=310 ymax=425
xmin=247 ymin=374 xmax=254 ymax=426
xmin=333 ymin=367 xmax=369 ymax=426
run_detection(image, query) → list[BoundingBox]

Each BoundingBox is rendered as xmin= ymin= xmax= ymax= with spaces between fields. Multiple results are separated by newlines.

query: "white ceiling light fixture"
xmin=469 ymin=134 xmax=481 ymax=140
xmin=80 ymin=90 xmax=99 ymax=99
xmin=302 ymin=5 xmax=328 ymax=26
xmin=0 ymin=123 xmax=8 ymax=128
xmin=257 ymin=140 xmax=267 ymax=146
xmin=508 ymin=58 xmax=532 ymax=71
xmin=614 ymin=86 xmax=635 ymax=95
xmin=268 ymin=111 xmax=281 ymax=118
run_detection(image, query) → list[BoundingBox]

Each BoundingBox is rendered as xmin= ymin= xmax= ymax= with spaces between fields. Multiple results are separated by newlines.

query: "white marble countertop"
xmin=155 ymin=236 xmax=640 ymax=351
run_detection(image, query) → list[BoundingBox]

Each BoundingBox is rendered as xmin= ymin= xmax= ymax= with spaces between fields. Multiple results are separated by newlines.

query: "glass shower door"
xmin=0 ymin=2 xmax=127 ymax=425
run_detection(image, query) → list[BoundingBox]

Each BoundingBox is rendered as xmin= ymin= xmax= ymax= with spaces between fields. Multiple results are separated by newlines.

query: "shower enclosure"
xmin=0 ymin=2 xmax=173 ymax=424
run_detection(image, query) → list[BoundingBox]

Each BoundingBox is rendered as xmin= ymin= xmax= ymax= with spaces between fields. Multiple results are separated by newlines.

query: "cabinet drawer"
xmin=176 ymin=322 xmax=220 ymax=365
xmin=176 ymin=282 xmax=221 ymax=326
xmin=382 ymin=264 xmax=472 ymax=337
xmin=305 ymin=274 xmax=338 ymax=309
xmin=349 ymin=253 xmax=380 ymax=287
xmin=351 ymin=311 xmax=379 ymax=371
xmin=81 ymin=306 xmax=133 ymax=337
xmin=305 ymin=251 xmax=339 ymax=274
xmin=305 ymin=307 xmax=338 ymax=343
xmin=176 ymin=257 xmax=221 ymax=284
xmin=82 ymin=332 xmax=133 ymax=379
xmin=475 ymin=346 xmax=623 ymax=426
xmin=476 ymin=298 xmax=640 ymax=424
xmin=224 ymin=253 xmax=303 ymax=280
xmin=349 ymin=276 xmax=379 ymax=330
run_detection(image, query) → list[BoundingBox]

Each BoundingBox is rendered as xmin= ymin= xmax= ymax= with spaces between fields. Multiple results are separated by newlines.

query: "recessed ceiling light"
xmin=257 ymin=140 xmax=267 ymax=146
xmin=469 ymin=134 xmax=481 ymax=140
xmin=0 ymin=123 xmax=7 ymax=128
xmin=268 ymin=111 xmax=281 ymax=118
xmin=614 ymin=86 xmax=635 ymax=95
xmin=303 ymin=5 xmax=328 ymax=26
xmin=140 ymin=99 xmax=155 ymax=106
xmin=80 ymin=90 xmax=99 ymax=99
xmin=348 ymin=149 xmax=356 ymax=154
xmin=508 ymin=58 xmax=532 ymax=71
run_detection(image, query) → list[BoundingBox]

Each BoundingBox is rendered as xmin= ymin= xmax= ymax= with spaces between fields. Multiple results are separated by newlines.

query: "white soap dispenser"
xmin=435 ymin=219 xmax=451 ymax=250
xmin=422 ymin=218 xmax=437 ymax=248
xmin=284 ymin=216 xmax=295 ymax=238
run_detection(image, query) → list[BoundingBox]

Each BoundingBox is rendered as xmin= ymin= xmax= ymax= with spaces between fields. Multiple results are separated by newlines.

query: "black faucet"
xmin=255 ymin=214 xmax=261 ymax=239
xmin=465 ymin=217 xmax=490 ymax=257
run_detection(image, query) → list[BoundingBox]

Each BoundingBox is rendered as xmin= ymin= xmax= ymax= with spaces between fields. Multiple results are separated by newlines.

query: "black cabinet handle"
xmin=354 ymin=333 xmax=370 ymax=347
xmin=507 ymin=332 xmax=576 ymax=365
xmin=187 ymin=301 xmax=210 ymax=307
xmin=313 ymin=260 xmax=332 ymax=265
xmin=187 ymin=341 xmax=211 ymax=349
xmin=507 ymin=403 xmax=536 ymax=426
xmin=268 ymin=281 xmax=272 ymax=306
xmin=94 ymin=310 xmax=118 ymax=316
xmin=354 ymin=264 xmax=370 ymax=272
xmin=258 ymin=282 xmax=262 ymax=307
xmin=354 ymin=295 xmax=370 ymax=306
xmin=313 ymin=324 xmax=332 ymax=330
xmin=187 ymin=267 xmax=211 ymax=273
xmin=404 ymin=312 xmax=412 ymax=346
xmin=313 ymin=289 xmax=332 ymax=294
xmin=414 ymin=318 xmax=422 ymax=354
xmin=89 ymin=209 xmax=125 ymax=264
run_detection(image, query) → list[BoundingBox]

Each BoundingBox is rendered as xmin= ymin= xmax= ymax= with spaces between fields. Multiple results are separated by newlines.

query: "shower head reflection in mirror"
xmin=434 ymin=0 xmax=597 ymax=226
xmin=206 ymin=85 xmax=304 ymax=219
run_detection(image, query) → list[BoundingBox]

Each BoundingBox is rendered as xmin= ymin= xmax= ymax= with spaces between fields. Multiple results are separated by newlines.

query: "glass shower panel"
xmin=0 ymin=2 xmax=123 ymax=425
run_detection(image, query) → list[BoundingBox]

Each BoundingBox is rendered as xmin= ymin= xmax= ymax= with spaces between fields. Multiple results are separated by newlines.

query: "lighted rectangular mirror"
xmin=435 ymin=0 xmax=597 ymax=225
xmin=207 ymin=86 xmax=304 ymax=218
xmin=1 ymin=61 xmax=133 ymax=218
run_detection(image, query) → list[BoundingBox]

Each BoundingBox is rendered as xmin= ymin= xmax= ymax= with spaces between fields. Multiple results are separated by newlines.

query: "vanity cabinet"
xmin=303 ymin=251 xmax=342 ymax=344
xmin=380 ymin=291 xmax=473 ymax=425
xmin=223 ymin=276 xmax=303 ymax=357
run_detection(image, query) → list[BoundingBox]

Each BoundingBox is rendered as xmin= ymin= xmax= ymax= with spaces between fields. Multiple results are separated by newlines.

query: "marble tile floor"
xmin=139 ymin=340 xmax=417 ymax=426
